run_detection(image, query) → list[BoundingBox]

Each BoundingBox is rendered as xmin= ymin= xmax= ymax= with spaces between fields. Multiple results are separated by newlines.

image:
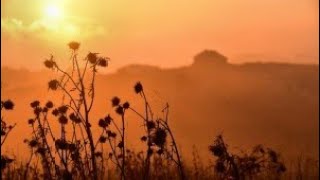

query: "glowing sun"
xmin=44 ymin=4 xmax=62 ymax=20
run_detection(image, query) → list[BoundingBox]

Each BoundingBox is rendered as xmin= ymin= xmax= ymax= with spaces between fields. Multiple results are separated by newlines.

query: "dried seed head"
xmin=42 ymin=107 xmax=48 ymax=113
xmin=115 ymin=106 xmax=124 ymax=115
xmin=146 ymin=121 xmax=156 ymax=130
xmin=58 ymin=105 xmax=68 ymax=114
xmin=44 ymin=60 xmax=55 ymax=69
xmin=123 ymin=102 xmax=130 ymax=109
xmin=34 ymin=107 xmax=42 ymax=116
xmin=45 ymin=101 xmax=54 ymax=109
xmin=140 ymin=136 xmax=147 ymax=142
xmin=2 ymin=100 xmax=14 ymax=110
xmin=30 ymin=101 xmax=40 ymax=108
xmin=48 ymin=80 xmax=59 ymax=90
xmin=28 ymin=119 xmax=35 ymax=125
xmin=28 ymin=139 xmax=38 ymax=148
xmin=104 ymin=114 xmax=112 ymax=124
xmin=111 ymin=97 xmax=120 ymax=107
xmin=134 ymin=82 xmax=143 ymax=94
xmin=153 ymin=128 xmax=167 ymax=147
xmin=98 ymin=119 xmax=108 ymax=128
xmin=97 ymin=58 xmax=108 ymax=67
xmin=117 ymin=141 xmax=124 ymax=148
xmin=68 ymin=41 xmax=80 ymax=51
xmin=58 ymin=115 xmax=68 ymax=124
xmin=55 ymin=139 xmax=68 ymax=150
xmin=99 ymin=136 xmax=107 ymax=143
xmin=69 ymin=113 xmax=82 ymax=124
xmin=52 ymin=109 xmax=59 ymax=116
xmin=87 ymin=52 xmax=98 ymax=64
xmin=209 ymin=145 xmax=224 ymax=157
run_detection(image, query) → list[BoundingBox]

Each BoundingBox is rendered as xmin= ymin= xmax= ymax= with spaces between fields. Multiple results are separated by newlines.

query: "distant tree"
xmin=193 ymin=50 xmax=228 ymax=66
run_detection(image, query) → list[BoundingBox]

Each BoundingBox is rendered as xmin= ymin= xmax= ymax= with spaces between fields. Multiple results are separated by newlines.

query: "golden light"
xmin=44 ymin=4 xmax=62 ymax=19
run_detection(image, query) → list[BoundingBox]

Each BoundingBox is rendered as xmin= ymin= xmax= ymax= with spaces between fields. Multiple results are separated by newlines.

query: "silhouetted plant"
xmin=30 ymin=42 xmax=109 ymax=180
xmin=1 ymin=99 xmax=16 ymax=171
xmin=127 ymin=82 xmax=186 ymax=180
xmin=209 ymin=135 xmax=286 ymax=179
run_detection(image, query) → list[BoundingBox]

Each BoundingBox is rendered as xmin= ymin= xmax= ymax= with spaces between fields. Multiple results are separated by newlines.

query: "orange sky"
xmin=1 ymin=0 xmax=319 ymax=72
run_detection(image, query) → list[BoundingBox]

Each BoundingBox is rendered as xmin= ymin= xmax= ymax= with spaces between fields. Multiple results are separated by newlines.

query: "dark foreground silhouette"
xmin=1 ymin=44 xmax=319 ymax=179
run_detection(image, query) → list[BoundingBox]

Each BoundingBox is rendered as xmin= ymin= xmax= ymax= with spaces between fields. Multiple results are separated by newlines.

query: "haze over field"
xmin=1 ymin=51 xmax=319 ymax=161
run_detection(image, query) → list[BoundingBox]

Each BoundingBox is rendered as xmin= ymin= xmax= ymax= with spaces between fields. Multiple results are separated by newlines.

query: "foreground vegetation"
xmin=1 ymin=42 xmax=318 ymax=180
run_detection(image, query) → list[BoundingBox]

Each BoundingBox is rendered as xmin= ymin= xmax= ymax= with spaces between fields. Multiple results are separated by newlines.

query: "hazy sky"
xmin=1 ymin=0 xmax=319 ymax=71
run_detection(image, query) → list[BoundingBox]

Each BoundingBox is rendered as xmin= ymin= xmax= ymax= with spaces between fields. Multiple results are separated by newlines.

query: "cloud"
xmin=1 ymin=18 xmax=25 ymax=36
xmin=1 ymin=17 xmax=106 ymax=41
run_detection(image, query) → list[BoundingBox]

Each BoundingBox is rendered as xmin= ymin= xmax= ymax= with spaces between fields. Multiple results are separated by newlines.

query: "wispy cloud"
xmin=1 ymin=17 xmax=106 ymax=41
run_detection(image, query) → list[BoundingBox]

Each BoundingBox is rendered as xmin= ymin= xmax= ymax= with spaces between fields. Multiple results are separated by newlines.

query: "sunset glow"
xmin=1 ymin=0 xmax=318 ymax=70
xmin=1 ymin=1 xmax=318 ymax=179
xmin=44 ymin=4 xmax=62 ymax=20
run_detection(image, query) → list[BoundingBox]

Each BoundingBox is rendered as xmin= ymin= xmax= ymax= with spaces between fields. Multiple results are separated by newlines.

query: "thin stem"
xmin=55 ymin=64 xmax=81 ymax=92
xmin=88 ymin=65 xmax=96 ymax=112
xmin=23 ymin=149 xmax=34 ymax=179
xmin=121 ymin=111 xmax=126 ymax=180
xmin=74 ymin=50 xmax=98 ymax=180
xmin=1 ymin=123 xmax=16 ymax=146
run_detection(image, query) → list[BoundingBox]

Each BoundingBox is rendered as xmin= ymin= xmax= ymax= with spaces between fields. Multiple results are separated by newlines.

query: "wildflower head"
xmin=111 ymin=97 xmax=120 ymax=107
xmin=30 ymin=101 xmax=40 ymax=108
xmin=134 ymin=82 xmax=143 ymax=94
xmin=2 ymin=100 xmax=14 ymax=110
xmin=52 ymin=109 xmax=59 ymax=116
xmin=153 ymin=128 xmax=167 ymax=147
xmin=87 ymin=52 xmax=98 ymax=64
xmin=44 ymin=59 xmax=55 ymax=69
xmin=98 ymin=119 xmax=109 ymax=128
xmin=48 ymin=80 xmax=59 ymax=90
xmin=45 ymin=101 xmax=54 ymax=109
xmin=115 ymin=106 xmax=124 ymax=115
xmin=146 ymin=121 xmax=156 ymax=130
xmin=58 ymin=115 xmax=68 ymax=124
xmin=28 ymin=139 xmax=38 ymax=148
xmin=68 ymin=41 xmax=80 ymax=51
xmin=69 ymin=113 xmax=82 ymax=124
xmin=140 ymin=136 xmax=147 ymax=142
xmin=209 ymin=144 xmax=224 ymax=157
xmin=33 ymin=107 xmax=42 ymax=116
xmin=55 ymin=139 xmax=68 ymax=150
xmin=99 ymin=136 xmax=107 ymax=143
xmin=104 ymin=114 xmax=112 ymax=124
xmin=117 ymin=141 xmax=124 ymax=149
xmin=58 ymin=105 xmax=68 ymax=114
xmin=28 ymin=119 xmax=35 ymax=125
xmin=123 ymin=102 xmax=130 ymax=109
xmin=97 ymin=57 xmax=108 ymax=67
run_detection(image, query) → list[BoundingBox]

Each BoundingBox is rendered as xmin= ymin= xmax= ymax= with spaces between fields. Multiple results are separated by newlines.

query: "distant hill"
xmin=1 ymin=50 xmax=319 ymax=161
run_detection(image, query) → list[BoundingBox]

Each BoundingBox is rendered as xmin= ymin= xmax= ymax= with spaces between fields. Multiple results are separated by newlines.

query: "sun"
xmin=40 ymin=3 xmax=81 ymax=39
xmin=44 ymin=4 xmax=62 ymax=20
